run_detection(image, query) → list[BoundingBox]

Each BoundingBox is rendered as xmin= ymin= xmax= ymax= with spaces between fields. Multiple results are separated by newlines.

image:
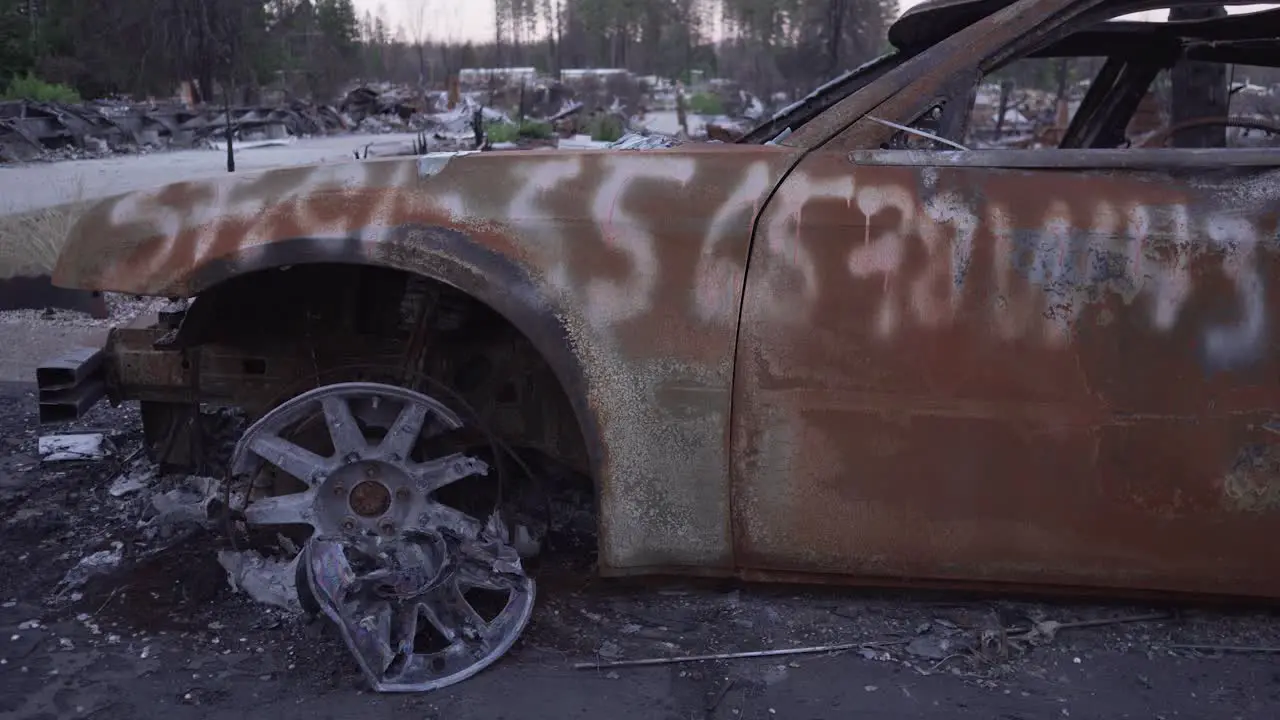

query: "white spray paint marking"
xmin=830 ymin=177 xmax=1270 ymax=369
xmin=586 ymin=156 xmax=697 ymax=327
xmin=356 ymin=160 xmax=419 ymax=238
xmin=106 ymin=185 xmax=208 ymax=283
xmin=429 ymin=186 xmax=470 ymax=220
xmin=987 ymin=204 xmax=1029 ymax=340
xmin=1129 ymin=204 xmax=1194 ymax=332
xmin=848 ymin=185 xmax=913 ymax=336
xmin=504 ymin=158 xmax=585 ymax=293
xmin=1039 ymin=202 xmax=1080 ymax=346
xmin=762 ymin=173 xmax=855 ymax=323
xmin=1205 ymin=216 xmax=1267 ymax=370
xmin=848 ymin=187 xmax=979 ymax=335
xmin=104 ymin=164 xmax=350 ymax=286
xmin=909 ymin=191 xmax=978 ymax=328
xmin=694 ymin=161 xmax=774 ymax=324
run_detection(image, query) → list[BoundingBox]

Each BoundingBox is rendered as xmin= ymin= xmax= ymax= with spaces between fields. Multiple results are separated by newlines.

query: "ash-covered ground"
xmin=0 ymin=312 xmax=1279 ymax=719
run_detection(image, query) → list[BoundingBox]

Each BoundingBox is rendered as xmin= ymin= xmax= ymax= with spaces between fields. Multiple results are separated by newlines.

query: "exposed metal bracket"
xmin=865 ymin=115 xmax=971 ymax=151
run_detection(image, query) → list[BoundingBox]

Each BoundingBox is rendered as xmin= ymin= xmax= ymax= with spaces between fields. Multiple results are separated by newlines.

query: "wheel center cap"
xmin=350 ymin=479 xmax=392 ymax=517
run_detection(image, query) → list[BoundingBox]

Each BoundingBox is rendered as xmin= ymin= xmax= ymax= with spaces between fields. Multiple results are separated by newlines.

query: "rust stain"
xmin=1222 ymin=444 xmax=1280 ymax=513
xmin=41 ymin=0 xmax=1280 ymax=600
xmin=734 ymin=145 xmax=1280 ymax=598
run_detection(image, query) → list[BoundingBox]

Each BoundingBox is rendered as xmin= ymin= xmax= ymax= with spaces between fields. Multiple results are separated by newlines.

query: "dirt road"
xmin=1 ymin=319 xmax=1279 ymax=719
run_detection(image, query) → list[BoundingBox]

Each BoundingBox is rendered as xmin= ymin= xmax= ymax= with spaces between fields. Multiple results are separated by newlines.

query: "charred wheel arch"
xmin=122 ymin=262 xmax=590 ymax=479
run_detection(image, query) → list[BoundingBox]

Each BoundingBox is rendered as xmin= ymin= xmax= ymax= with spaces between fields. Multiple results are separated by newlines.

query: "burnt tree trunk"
xmin=824 ymin=0 xmax=847 ymax=78
xmin=994 ymin=79 xmax=1013 ymax=140
xmin=1169 ymin=5 xmax=1229 ymax=148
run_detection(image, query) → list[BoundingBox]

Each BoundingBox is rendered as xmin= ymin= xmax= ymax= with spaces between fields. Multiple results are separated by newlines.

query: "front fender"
xmin=49 ymin=146 xmax=803 ymax=575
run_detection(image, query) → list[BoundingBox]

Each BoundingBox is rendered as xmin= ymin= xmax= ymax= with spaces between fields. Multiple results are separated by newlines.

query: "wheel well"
xmin=159 ymin=262 xmax=596 ymax=545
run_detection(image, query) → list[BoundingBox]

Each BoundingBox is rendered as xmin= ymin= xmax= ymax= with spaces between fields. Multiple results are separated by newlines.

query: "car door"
xmin=730 ymin=1 xmax=1280 ymax=597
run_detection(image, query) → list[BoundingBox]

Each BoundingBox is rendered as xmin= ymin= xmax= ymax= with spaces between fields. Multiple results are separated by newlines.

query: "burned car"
xmin=34 ymin=0 xmax=1280 ymax=694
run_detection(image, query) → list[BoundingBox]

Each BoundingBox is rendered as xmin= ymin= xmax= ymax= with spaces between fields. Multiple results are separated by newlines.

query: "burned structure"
xmin=33 ymin=0 xmax=1280 ymax=693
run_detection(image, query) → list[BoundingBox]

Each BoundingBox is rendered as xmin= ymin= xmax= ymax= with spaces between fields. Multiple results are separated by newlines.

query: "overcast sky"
xmin=349 ymin=0 xmax=922 ymax=43
xmin=350 ymin=1 xmax=1274 ymax=44
xmin=351 ymin=0 xmax=493 ymax=42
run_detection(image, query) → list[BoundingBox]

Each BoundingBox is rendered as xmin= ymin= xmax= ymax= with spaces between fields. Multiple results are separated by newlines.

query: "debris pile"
xmin=0 ymin=70 xmax=780 ymax=163
xmin=20 ymin=383 xmax=566 ymax=695
xmin=339 ymin=84 xmax=420 ymax=129
xmin=0 ymin=97 xmax=349 ymax=163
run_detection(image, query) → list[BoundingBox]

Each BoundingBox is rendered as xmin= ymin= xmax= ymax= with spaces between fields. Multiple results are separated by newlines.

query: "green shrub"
xmin=2 ymin=73 xmax=82 ymax=103
xmin=687 ymin=92 xmax=723 ymax=116
xmin=517 ymin=120 xmax=552 ymax=139
xmin=485 ymin=121 xmax=518 ymax=143
xmin=484 ymin=119 xmax=554 ymax=144
xmin=587 ymin=115 xmax=624 ymax=143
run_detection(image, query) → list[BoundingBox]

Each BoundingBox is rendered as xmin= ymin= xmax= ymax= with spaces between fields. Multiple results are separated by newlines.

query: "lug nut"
xmin=378 ymin=520 xmax=396 ymax=535
xmin=341 ymin=517 xmax=356 ymax=532
xmin=395 ymin=488 xmax=411 ymax=502
xmin=365 ymin=465 xmax=379 ymax=478
xmin=333 ymin=485 xmax=346 ymax=497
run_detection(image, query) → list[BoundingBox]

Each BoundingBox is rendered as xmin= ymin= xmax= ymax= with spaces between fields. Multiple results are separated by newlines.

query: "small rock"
xmin=38 ymin=433 xmax=110 ymax=462
xmin=57 ymin=548 xmax=123 ymax=591
xmin=907 ymin=635 xmax=951 ymax=660
xmin=109 ymin=471 xmax=150 ymax=497
xmin=84 ymin=136 xmax=109 ymax=154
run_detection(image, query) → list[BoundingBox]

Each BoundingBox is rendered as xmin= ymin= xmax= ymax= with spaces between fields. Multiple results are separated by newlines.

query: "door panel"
xmin=732 ymin=149 xmax=1280 ymax=596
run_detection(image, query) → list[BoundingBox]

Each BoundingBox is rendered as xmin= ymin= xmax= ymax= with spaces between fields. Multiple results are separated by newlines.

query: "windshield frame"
xmin=735 ymin=52 xmax=909 ymax=144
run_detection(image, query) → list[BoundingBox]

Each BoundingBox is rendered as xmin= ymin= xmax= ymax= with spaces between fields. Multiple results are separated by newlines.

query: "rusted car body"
xmin=38 ymin=0 xmax=1280 ymax=603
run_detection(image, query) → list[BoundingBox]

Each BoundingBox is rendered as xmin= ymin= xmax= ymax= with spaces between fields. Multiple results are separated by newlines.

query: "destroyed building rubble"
xmin=0 ymin=98 xmax=349 ymax=162
xmin=0 ymin=69 xmax=770 ymax=163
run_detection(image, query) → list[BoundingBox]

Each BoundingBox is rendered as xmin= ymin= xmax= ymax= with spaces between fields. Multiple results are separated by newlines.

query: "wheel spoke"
xmin=421 ymin=581 xmax=493 ymax=649
xmin=410 ymin=453 xmax=489 ymax=493
xmin=354 ymin=600 xmax=398 ymax=674
xmin=378 ymin=402 xmax=429 ymax=461
xmin=243 ymin=490 xmax=317 ymax=526
xmin=248 ymin=434 xmax=331 ymax=486
xmin=322 ymin=396 xmax=368 ymax=458
xmin=390 ymin=603 xmax=420 ymax=663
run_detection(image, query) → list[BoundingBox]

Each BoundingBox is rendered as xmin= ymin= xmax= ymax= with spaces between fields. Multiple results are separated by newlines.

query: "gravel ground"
xmin=0 ymin=313 xmax=1278 ymax=719
xmin=0 ymin=293 xmax=160 ymax=329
